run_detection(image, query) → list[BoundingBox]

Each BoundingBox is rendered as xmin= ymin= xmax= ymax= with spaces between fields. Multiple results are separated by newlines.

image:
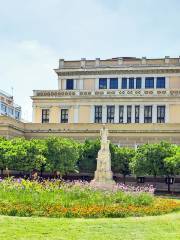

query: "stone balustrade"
xmin=33 ymin=89 xmax=180 ymax=98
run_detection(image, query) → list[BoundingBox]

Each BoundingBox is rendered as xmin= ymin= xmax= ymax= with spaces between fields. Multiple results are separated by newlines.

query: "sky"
xmin=0 ymin=0 xmax=180 ymax=121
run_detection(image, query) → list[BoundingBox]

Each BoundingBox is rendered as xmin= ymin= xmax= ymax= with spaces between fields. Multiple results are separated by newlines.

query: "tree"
xmin=45 ymin=137 xmax=79 ymax=176
xmin=164 ymin=146 xmax=180 ymax=192
xmin=0 ymin=137 xmax=10 ymax=176
xmin=78 ymin=139 xmax=100 ymax=173
xmin=130 ymin=142 xmax=175 ymax=185
xmin=111 ymin=144 xmax=135 ymax=183
xmin=5 ymin=138 xmax=27 ymax=173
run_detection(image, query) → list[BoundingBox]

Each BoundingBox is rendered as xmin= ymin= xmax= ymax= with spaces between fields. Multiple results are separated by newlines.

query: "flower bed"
xmin=0 ymin=178 xmax=179 ymax=218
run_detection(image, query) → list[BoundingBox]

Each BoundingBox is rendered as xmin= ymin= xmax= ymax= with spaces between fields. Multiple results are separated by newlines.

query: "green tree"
xmin=164 ymin=146 xmax=180 ymax=192
xmin=45 ymin=137 xmax=79 ymax=177
xmin=78 ymin=139 xmax=100 ymax=173
xmin=130 ymin=142 xmax=175 ymax=185
xmin=0 ymin=137 xmax=10 ymax=175
xmin=111 ymin=145 xmax=135 ymax=183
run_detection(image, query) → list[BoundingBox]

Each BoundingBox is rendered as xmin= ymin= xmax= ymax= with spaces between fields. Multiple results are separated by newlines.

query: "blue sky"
xmin=0 ymin=0 xmax=180 ymax=120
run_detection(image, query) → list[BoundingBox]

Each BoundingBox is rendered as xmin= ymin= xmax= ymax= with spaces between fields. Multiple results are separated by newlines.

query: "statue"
xmin=91 ymin=124 xmax=115 ymax=186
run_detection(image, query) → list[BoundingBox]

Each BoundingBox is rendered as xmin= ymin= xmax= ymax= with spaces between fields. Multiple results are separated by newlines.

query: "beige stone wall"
xmin=169 ymin=104 xmax=180 ymax=123
xmin=83 ymin=79 xmax=95 ymax=90
xmin=79 ymin=106 xmax=91 ymax=123
xmin=169 ymin=76 xmax=180 ymax=89
xmin=33 ymin=106 xmax=42 ymax=123
xmin=68 ymin=107 xmax=74 ymax=123
xmin=50 ymin=106 xmax=60 ymax=123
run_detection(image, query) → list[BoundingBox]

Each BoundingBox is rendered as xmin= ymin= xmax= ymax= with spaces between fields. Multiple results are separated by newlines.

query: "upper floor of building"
xmin=0 ymin=89 xmax=21 ymax=120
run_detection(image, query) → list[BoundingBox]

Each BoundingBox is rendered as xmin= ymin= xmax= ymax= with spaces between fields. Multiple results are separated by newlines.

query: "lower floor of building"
xmin=1 ymin=116 xmax=180 ymax=146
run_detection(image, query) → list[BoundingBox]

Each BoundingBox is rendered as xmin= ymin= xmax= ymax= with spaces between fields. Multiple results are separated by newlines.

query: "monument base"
xmin=90 ymin=179 xmax=116 ymax=190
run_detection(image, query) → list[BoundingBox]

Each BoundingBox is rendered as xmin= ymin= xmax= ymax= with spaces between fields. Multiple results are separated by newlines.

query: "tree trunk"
xmin=1 ymin=168 xmax=3 ymax=177
xmin=153 ymin=174 xmax=157 ymax=188
xmin=123 ymin=174 xmax=126 ymax=184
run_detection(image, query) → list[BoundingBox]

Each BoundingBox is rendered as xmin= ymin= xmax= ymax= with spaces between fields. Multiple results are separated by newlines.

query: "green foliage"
xmin=78 ymin=139 xmax=100 ymax=173
xmin=111 ymin=144 xmax=135 ymax=183
xmin=164 ymin=146 xmax=180 ymax=176
xmin=45 ymin=137 xmax=79 ymax=175
xmin=130 ymin=142 xmax=176 ymax=179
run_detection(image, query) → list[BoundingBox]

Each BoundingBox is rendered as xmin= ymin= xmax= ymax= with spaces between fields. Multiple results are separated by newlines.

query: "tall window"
xmin=135 ymin=105 xmax=140 ymax=123
xmin=42 ymin=109 xmax=49 ymax=123
xmin=66 ymin=79 xmax=74 ymax=90
xmin=94 ymin=106 xmax=102 ymax=123
xmin=107 ymin=106 xmax=115 ymax=123
xmin=15 ymin=111 xmax=20 ymax=120
xmin=129 ymin=78 xmax=134 ymax=89
xmin=144 ymin=106 xmax=152 ymax=123
xmin=110 ymin=78 xmax=118 ymax=89
xmin=145 ymin=77 xmax=154 ymax=88
xmin=136 ymin=78 xmax=142 ymax=89
xmin=122 ymin=78 xmax=127 ymax=89
xmin=61 ymin=109 xmax=68 ymax=123
xmin=127 ymin=105 xmax=132 ymax=123
xmin=156 ymin=77 xmax=165 ymax=88
xmin=119 ymin=106 xmax=124 ymax=123
xmin=157 ymin=106 xmax=165 ymax=123
xmin=99 ymin=78 xmax=107 ymax=89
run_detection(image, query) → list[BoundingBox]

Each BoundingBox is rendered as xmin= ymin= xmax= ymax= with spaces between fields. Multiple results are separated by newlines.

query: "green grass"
xmin=0 ymin=212 xmax=179 ymax=240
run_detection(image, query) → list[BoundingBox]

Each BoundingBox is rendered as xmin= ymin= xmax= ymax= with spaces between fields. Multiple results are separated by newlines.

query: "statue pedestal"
xmin=91 ymin=135 xmax=115 ymax=188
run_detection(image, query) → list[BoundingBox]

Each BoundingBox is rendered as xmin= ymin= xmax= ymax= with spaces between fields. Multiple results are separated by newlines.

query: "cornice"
xmin=56 ymin=68 xmax=180 ymax=76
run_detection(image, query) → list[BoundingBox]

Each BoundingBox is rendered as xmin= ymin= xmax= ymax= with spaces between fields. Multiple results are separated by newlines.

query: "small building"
xmin=0 ymin=89 xmax=21 ymax=120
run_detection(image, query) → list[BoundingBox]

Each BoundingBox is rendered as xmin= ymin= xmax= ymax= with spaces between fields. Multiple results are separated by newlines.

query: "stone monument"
xmin=92 ymin=124 xmax=115 ymax=186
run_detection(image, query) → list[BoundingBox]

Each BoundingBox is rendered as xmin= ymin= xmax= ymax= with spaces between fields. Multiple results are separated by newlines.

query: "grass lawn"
xmin=0 ymin=212 xmax=180 ymax=240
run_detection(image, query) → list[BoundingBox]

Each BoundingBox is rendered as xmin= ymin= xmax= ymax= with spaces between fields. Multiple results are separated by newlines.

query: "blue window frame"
xmin=99 ymin=78 xmax=107 ymax=89
xmin=66 ymin=79 xmax=74 ymax=90
xmin=110 ymin=78 xmax=118 ymax=89
xmin=122 ymin=78 xmax=127 ymax=89
xmin=156 ymin=77 xmax=165 ymax=88
xmin=145 ymin=77 xmax=154 ymax=88
xmin=129 ymin=78 xmax=134 ymax=89
xmin=136 ymin=78 xmax=142 ymax=89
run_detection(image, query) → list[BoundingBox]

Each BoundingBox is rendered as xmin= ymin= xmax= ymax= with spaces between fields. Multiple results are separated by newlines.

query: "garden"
xmin=0 ymin=137 xmax=180 ymax=239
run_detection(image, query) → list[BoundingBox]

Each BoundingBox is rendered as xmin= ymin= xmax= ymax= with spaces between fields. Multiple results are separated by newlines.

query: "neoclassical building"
xmin=1 ymin=56 xmax=180 ymax=146
xmin=0 ymin=89 xmax=21 ymax=120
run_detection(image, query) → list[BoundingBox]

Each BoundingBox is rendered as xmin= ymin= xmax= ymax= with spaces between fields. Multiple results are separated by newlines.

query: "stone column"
xmin=90 ymin=105 xmax=94 ymax=123
xmin=166 ymin=77 xmax=170 ymax=89
xmin=79 ymin=79 xmax=83 ymax=90
xmin=58 ymin=76 xmax=62 ymax=90
xmin=152 ymin=104 xmax=157 ymax=123
xmin=142 ymin=77 xmax=145 ymax=89
xmin=107 ymin=78 xmax=110 ymax=89
xmin=154 ymin=77 xmax=157 ymax=89
xmin=74 ymin=105 xmax=79 ymax=123
xmin=95 ymin=78 xmax=99 ymax=90
xmin=165 ymin=104 xmax=169 ymax=123
xmin=114 ymin=105 xmax=119 ymax=123
xmin=139 ymin=105 xmax=144 ymax=123
xmin=123 ymin=105 xmax=127 ymax=123
xmin=74 ymin=79 xmax=77 ymax=90
xmin=102 ymin=105 xmax=106 ymax=123
xmin=131 ymin=105 xmax=135 ymax=123
xmin=118 ymin=77 xmax=121 ymax=89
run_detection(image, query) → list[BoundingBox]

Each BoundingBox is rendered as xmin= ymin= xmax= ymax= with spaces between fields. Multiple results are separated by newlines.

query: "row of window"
xmin=42 ymin=109 xmax=68 ymax=123
xmin=65 ymin=77 xmax=166 ymax=90
xmin=0 ymin=103 xmax=21 ymax=120
xmin=42 ymin=106 xmax=166 ymax=124
xmin=99 ymin=77 xmax=165 ymax=89
xmin=94 ymin=105 xmax=166 ymax=123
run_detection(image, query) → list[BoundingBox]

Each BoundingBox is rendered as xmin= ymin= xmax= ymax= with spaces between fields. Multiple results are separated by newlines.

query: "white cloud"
xmin=0 ymin=40 xmax=58 ymax=121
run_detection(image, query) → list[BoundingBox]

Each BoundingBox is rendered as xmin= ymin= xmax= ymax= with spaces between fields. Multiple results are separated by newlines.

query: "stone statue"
xmin=91 ymin=124 xmax=115 ymax=186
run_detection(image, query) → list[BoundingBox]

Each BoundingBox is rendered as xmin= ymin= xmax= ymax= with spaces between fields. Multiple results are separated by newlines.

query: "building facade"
xmin=0 ymin=89 xmax=21 ymax=120
xmin=30 ymin=57 xmax=180 ymax=146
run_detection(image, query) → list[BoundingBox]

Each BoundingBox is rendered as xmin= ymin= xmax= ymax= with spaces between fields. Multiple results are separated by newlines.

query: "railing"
xmin=33 ymin=89 xmax=180 ymax=98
